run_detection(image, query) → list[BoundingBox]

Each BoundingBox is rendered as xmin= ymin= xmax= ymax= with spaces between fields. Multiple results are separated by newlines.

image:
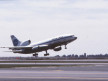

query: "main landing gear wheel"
xmin=33 ymin=53 xmax=38 ymax=57
xmin=44 ymin=53 xmax=49 ymax=56
xmin=44 ymin=50 xmax=49 ymax=56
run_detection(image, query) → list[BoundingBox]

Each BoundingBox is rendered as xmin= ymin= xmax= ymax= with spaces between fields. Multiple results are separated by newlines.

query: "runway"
xmin=0 ymin=63 xmax=108 ymax=81
xmin=0 ymin=59 xmax=108 ymax=81
xmin=0 ymin=70 xmax=108 ymax=81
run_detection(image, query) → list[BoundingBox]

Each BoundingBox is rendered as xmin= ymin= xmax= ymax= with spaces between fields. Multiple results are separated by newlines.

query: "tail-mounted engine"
xmin=21 ymin=40 xmax=31 ymax=46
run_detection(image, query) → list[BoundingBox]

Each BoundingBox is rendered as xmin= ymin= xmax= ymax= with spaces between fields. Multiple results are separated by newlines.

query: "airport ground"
xmin=0 ymin=59 xmax=108 ymax=81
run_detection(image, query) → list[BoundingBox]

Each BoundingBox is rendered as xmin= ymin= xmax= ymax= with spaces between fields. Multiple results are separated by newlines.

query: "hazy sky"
xmin=0 ymin=0 xmax=108 ymax=57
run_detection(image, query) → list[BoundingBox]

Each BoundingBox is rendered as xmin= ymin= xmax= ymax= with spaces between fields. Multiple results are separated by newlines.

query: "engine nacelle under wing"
xmin=54 ymin=46 xmax=62 ymax=51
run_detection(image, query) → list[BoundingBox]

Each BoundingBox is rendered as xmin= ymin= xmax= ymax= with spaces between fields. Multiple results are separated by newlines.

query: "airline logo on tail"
xmin=11 ymin=35 xmax=31 ymax=46
xmin=13 ymin=39 xmax=18 ymax=46
xmin=11 ymin=35 xmax=21 ymax=46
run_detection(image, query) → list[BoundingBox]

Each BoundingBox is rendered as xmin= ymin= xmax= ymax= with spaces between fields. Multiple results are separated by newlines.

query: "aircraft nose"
xmin=74 ymin=37 xmax=77 ymax=40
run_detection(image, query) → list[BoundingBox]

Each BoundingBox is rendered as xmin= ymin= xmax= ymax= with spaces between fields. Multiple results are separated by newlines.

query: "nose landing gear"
xmin=65 ymin=45 xmax=67 ymax=49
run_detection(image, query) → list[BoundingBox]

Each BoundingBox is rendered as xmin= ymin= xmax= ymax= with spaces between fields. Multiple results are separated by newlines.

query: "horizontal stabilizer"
xmin=1 ymin=46 xmax=32 ymax=49
xmin=3 ymin=51 xmax=13 ymax=52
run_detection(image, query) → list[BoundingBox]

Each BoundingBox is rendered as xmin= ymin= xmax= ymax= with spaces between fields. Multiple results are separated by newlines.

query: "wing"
xmin=32 ymin=44 xmax=49 ymax=50
xmin=1 ymin=44 xmax=48 ymax=50
xmin=38 ymin=45 xmax=48 ymax=48
xmin=1 ymin=46 xmax=32 ymax=49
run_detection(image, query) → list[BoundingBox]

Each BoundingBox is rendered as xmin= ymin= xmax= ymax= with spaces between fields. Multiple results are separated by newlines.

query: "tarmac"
xmin=0 ymin=60 xmax=108 ymax=81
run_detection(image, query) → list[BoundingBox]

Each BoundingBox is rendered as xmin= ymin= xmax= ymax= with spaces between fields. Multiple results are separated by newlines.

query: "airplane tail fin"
xmin=11 ymin=35 xmax=21 ymax=46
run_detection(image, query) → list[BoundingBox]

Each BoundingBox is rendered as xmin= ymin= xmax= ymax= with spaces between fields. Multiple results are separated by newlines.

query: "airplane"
xmin=1 ymin=34 xmax=77 ymax=56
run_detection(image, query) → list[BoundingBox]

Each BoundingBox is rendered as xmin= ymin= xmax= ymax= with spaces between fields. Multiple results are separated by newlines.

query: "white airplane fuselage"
xmin=1 ymin=35 xmax=77 ymax=56
xmin=13 ymin=35 xmax=77 ymax=54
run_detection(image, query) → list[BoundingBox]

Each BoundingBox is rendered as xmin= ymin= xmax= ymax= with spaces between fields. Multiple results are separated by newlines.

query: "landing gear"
xmin=33 ymin=53 xmax=38 ymax=57
xmin=44 ymin=50 xmax=49 ymax=56
xmin=44 ymin=53 xmax=49 ymax=56
xmin=65 ymin=45 xmax=67 ymax=49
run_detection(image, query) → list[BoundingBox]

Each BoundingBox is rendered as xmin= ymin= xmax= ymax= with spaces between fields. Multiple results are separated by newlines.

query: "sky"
xmin=0 ymin=0 xmax=108 ymax=57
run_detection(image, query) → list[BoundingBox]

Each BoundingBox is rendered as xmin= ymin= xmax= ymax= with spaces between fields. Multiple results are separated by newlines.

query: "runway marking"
xmin=0 ymin=76 xmax=108 ymax=80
